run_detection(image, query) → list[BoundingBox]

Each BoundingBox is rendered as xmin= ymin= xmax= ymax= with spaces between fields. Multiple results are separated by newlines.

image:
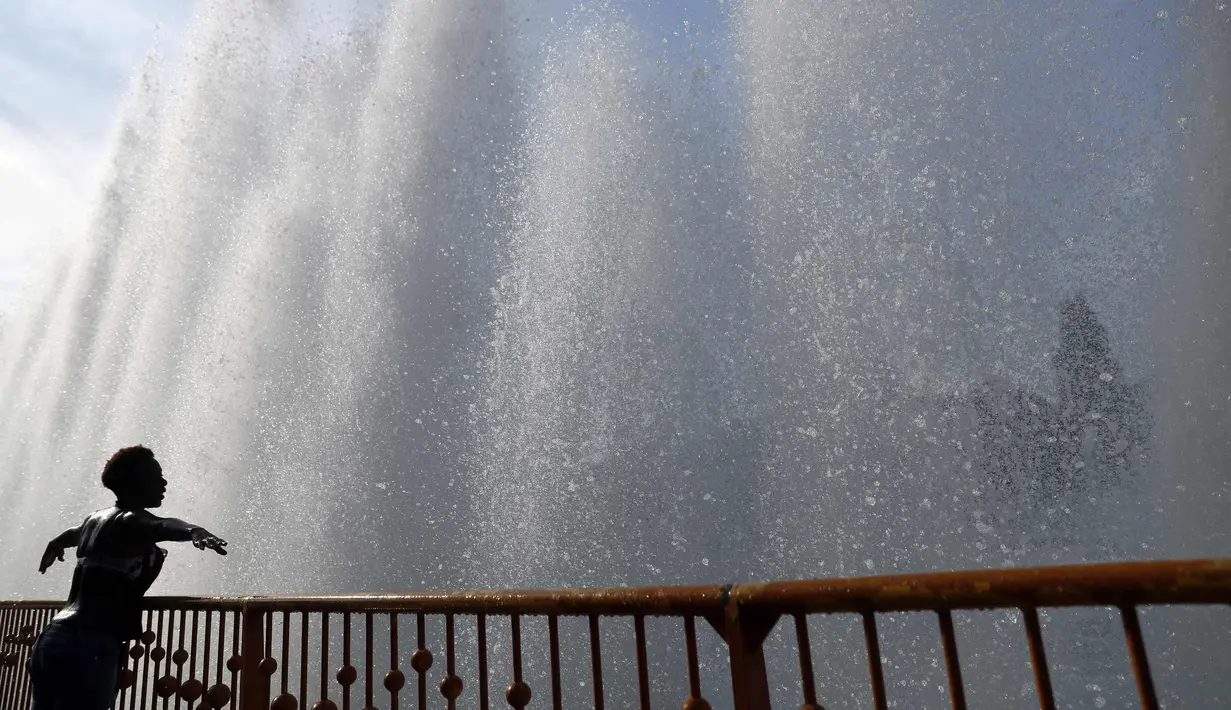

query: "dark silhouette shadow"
xmin=972 ymin=295 xmax=1151 ymax=502
xmin=29 ymin=446 xmax=226 ymax=710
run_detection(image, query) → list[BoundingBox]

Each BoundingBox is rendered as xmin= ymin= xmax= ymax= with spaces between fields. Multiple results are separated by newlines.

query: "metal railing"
xmin=2 ymin=558 xmax=1228 ymax=710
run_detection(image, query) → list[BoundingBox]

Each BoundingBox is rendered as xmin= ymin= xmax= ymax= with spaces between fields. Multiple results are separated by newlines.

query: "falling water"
xmin=1 ymin=0 xmax=1227 ymax=706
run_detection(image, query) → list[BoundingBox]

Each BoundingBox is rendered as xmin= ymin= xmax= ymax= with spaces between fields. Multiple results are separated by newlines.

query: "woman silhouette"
xmin=30 ymin=446 xmax=228 ymax=710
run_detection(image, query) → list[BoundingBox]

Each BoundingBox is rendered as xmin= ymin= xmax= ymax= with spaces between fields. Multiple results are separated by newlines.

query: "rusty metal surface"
xmin=1120 ymin=605 xmax=1160 ymax=710
xmin=5 ymin=559 xmax=1229 ymax=616
xmin=936 ymin=609 xmax=967 ymax=710
xmin=732 ymin=558 xmax=1231 ymax=613
xmin=229 ymin=585 xmax=730 ymax=616
xmin=2 ymin=558 xmax=1230 ymax=710
xmin=1022 ymin=607 xmax=1057 ymax=710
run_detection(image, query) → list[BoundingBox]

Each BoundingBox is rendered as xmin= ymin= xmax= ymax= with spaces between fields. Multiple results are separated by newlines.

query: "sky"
xmin=0 ymin=0 xmax=724 ymax=313
xmin=0 ymin=0 xmax=194 ymax=311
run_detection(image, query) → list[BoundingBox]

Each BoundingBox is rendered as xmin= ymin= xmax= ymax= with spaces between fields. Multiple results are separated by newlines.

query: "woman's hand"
xmin=38 ymin=542 xmax=66 ymax=573
xmin=190 ymin=529 xmax=228 ymax=556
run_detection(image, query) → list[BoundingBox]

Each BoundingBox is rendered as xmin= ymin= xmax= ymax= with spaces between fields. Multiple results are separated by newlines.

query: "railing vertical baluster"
xmin=151 ymin=608 xmax=166 ymax=710
xmin=265 ymin=612 xmax=274 ymax=692
xmin=239 ymin=605 xmax=269 ymax=710
xmin=12 ymin=607 xmax=25 ymax=710
xmin=185 ymin=608 xmax=201 ymax=707
xmin=173 ymin=608 xmax=187 ymax=710
xmin=140 ymin=608 xmax=155 ymax=710
xmin=187 ymin=605 xmax=199 ymax=703
xmin=199 ymin=610 xmax=210 ymax=709
xmin=11 ymin=608 xmax=27 ymax=710
xmin=10 ymin=606 xmax=25 ymax=710
xmin=26 ymin=607 xmax=43 ymax=710
xmin=547 ymin=615 xmax=562 ymax=710
xmin=14 ymin=606 xmax=30 ymax=710
xmin=633 ymin=615 xmax=650 ymax=710
xmin=230 ymin=610 xmax=241 ymax=709
xmin=1120 ymin=605 xmax=1160 ymax=710
xmin=683 ymin=616 xmax=705 ymax=710
xmin=477 ymin=614 xmax=489 ymax=710
xmin=300 ymin=613 xmax=309 ymax=710
xmin=405 ymin=612 xmax=419 ymax=710
xmin=794 ymin=613 xmax=820 ymax=709
xmin=407 ymin=613 xmax=421 ymax=710
xmin=0 ymin=607 xmax=11 ymax=710
xmin=320 ymin=613 xmax=331 ymax=707
xmin=1021 ymin=607 xmax=1056 ymax=710
xmin=342 ymin=612 xmax=353 ymax=710
xmin=937 ymin=610 xmax=967 ymax=710
xmin=0 ymin=606 xmax=14 ymax=710
xmin=200 ymin=610 xmax=215 ymax=709
xmin=278 ymin=611 xmax=291 ymax=706
xmin=12 ymin=606 xmax=29 ymax=710
xmin=23 ymin=607 xmax=37 ymax=710
xmin=11 ymin=606 xmax=22 ymax=710
xmin=13 ymin=606 xmax=26 ymax=710
xmin=20 ymin=608 xmax=43 ymax=710
xmin=364 ymin=612 xmax=374 ymax=710
xmin=212 ymin=610 xmax=223 ymax=701
xmin=861 ymin=611 xmax=888 ymax=710
xmin=722 ymin=587 xmax=775 ymax=710
xmin=8 ymin=607 xmax=18 ymax=710
xmin=6 ymin=606 xmax=18 ymax=710
xmin=214 ymin=608 xmax=230 ymax=710
xmin=3 ymin=607 xmax=12 ymax=710
xmin=440 ymin=613 xmax=461 ymax=710
xmin=590 ymin=615 xmax=605 ymax=710
xmin=388 ymin=612 xmax=402 ymax=710
xmin=506 ymin=615 xmax=531 ymax=710
xmin=9 ymin=606 xmax=21 ymax=710
xmin=5 ymin=607 xmax=17 ymax=710
xmin=0 ymin=606 xmax=7 ymax=709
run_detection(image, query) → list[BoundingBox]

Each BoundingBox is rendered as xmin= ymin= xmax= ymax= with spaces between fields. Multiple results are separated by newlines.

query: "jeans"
xmin=27 ymin=621 xmax=123 ymax=710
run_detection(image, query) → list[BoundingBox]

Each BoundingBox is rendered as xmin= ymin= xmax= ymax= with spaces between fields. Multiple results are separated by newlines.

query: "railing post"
xmin=715 ymin=584 xmax=779 ymax=710
xmin=239 ymin=603 xmax=269 ymax=710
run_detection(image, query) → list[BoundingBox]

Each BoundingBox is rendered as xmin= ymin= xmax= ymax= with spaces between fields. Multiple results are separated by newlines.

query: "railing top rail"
xmin=3 ymin=558 xmax=1228 ymax=616
xmin=735 ymin=558 xmax=1231 ymax=613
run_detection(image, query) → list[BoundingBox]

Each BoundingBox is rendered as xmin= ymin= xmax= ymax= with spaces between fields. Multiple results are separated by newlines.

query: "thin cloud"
xmin=0 ymin=0 xmax=194 ymax=310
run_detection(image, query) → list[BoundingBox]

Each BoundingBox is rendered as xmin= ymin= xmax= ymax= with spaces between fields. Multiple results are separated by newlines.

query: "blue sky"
xmin=0 ymin=0 xmax=723 ymax=311
xmin=0 ymin=0 xmax=193 ymax=309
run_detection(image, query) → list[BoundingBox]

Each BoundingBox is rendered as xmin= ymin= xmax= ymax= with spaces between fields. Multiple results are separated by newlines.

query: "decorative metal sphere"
xmin=205 ymin=682 xmax=232 ymax=708
xmin=383 ymin=669 xmax=405 ymax=692
xmin=154 ymin=675 xmax=180 ymax=698
xmin=439 ymin=674 xmax=463 ymax=700
xmin=336 ymin=665 xmax=357 ymax=686
xmin=505 ymin=681 xmax=531 ymax=709
xmin=179 ymin=679 xmax=204 ymax=702
xmin=410 ymin=649 xmax=433 ymax=673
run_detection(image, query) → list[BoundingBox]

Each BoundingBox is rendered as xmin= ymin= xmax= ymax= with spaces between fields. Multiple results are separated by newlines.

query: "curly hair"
xmin=100 ymin=445 xmax=156 ymax=494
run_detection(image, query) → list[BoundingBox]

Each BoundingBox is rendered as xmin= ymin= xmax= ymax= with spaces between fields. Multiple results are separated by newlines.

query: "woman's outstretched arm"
xmin=38 ymin=525 xmax=81 ymax=573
